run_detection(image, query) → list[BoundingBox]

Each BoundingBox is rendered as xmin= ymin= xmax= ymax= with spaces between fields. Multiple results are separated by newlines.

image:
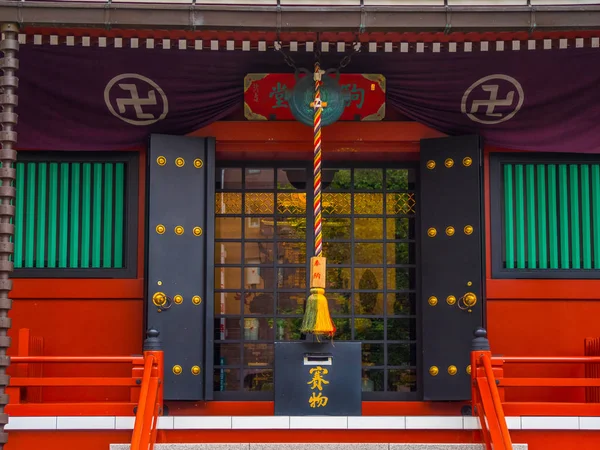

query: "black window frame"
xmin=490 ymin=152 xmax=600 ymax=279
xmin=211 ymin=160 xmax=421 ymax=402
xmin=12 ymin=151 xmax=139 ymax=279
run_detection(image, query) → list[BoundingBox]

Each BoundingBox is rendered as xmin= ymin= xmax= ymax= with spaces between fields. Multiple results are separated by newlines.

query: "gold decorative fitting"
xmin=467 ymin=281 xmax=473 ymax=287
xmin=428 ymin=296 xmax=438 ymax=307
xmin=429 ymin=366 xmax=439 ymax=376
xmin=174 ymin=295 xmax=183 ymax=304
xmin=156 ymin=224 xmax=165 ymax=235
xmin=194 ymin=159 xmax=203 ymax=169
xmin=193 ymin=227 xmax=203 ymax=236
xmin=156 ymin=156 xmax=167 ymax=166
xmin=427 ymin=228 xmax=437 ymax=238
xmin=152 ymin=292 xmax=168 ymax=307
xmin=463 ymin=157 xmax=473 ymax=167
xmin=174 ymin=226 xmax=184 ymax=235
xmin=157 ymin=281 xmax=163 ymax=286
xmin=175 ymin=157 xmax=185 ymax=167
xmin=426 ymin=160 xmax=436 ymax=170
xmin=464 ymin=225 xmax=474 ymax=235
xmin=448 ymin=365 xmax=458 ymax=376
xmin=192 ymin=296 xmax=202 ymax=305
xmin=466 ymin=365 xmax=472 ymax=375
xmin=172 ymin=365 xmax=183 ymax=375
xmin=191 ymin=365 xmax=201 ymax=375
xmin=461 ymin=292 xmax=478 ymax=308
xmin=446 ymin=295 xmax=457 ymax=306
xmin=445 ymin=226 xmax=455 ymax=236
xmin=444 ymin=158 xmax=454 ymax=168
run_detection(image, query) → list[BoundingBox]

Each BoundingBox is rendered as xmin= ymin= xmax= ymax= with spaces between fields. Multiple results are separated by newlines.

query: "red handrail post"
xmin=131 ymin=329 xmax=163 ymax=450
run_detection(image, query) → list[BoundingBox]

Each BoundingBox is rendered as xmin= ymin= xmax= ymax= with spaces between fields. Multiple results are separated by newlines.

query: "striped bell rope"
xmin=300 ymin=60 xmax=335 ymax=338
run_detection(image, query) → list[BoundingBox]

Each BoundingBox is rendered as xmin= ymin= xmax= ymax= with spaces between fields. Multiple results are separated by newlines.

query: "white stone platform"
xmin=110 ymin=444 xmax=528 ymax=450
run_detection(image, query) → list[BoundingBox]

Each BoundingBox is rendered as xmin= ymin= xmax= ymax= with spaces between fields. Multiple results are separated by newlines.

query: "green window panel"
xmin=500 ymin=161 xmax=600 ymax=275
xmin=12 ymin=153 xmax=138 ymax=278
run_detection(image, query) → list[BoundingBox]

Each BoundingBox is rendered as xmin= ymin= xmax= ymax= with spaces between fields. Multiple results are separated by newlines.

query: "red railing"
xmin=471 ymin=328 xmax=600 ymax=450
xmin=8 ymin=329 xmax=163 ymax=450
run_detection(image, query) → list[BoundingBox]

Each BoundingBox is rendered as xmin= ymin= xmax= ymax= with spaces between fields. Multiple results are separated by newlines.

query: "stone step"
xmin=111 ymin=444 xmax=528 ymax=450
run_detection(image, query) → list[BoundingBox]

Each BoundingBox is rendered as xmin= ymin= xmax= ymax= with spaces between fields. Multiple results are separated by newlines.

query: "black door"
xmin=419 ymin=135 xmax=484 ymax=401
xmin=146 ymin=134 xmax=215 ymax=400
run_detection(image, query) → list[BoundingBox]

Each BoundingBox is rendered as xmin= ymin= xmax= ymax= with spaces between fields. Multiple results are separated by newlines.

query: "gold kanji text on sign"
xmin=309 ymin=392 xmax=329 ymax=408
xmin=307 ymin=366 xmax=330 ymax=391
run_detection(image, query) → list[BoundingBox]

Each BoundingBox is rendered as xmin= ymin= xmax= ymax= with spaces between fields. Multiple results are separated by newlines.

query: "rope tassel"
xmin=301 ymin=61 xmax=335 ymax=338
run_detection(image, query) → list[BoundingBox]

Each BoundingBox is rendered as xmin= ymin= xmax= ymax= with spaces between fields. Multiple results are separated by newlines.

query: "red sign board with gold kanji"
xmin=244 ymin=73 xmax=386 ymax=122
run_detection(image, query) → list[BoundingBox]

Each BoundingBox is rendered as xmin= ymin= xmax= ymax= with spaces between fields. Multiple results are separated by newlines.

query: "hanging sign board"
xmin=244 ymin=73 xmax=386 ymax=122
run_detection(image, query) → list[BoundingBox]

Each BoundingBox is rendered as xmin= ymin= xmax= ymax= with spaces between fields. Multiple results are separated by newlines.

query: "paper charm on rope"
xmin=300 ymin=61 xmax=336 ymax=338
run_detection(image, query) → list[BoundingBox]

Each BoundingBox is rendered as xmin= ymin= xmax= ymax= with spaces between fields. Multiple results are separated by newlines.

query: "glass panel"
xmin=328 ymin=292 xmax=351 ymax=315
xmin=245 ymin=217 xmax=274 ymax=239
xmin=215 ymin=193 xmax=242 ymax=214
xmin=215 ymin=267 xmax=242 ymax=290
xmin=388 ymin=343 xmax=415 ymax=366
xmin=214 ymin=317 xmax=243 ymax=341
xmin=278 ymin=168 xmax=306 ymax=190
xmin=354 ymin=268 xmax=383 ymax=290
xmin=387 ymin=268 xmax=412 ymax=291
xmin=213 ymin=368 xmax=241 ymax=392
xmin=386 ymin=193 xmax=416 ymax=215
xmin=354 ymin=218 xmax=383 ymax=240
xmin=242 ymin=318 xmax=276 ymax=341
xmin=386 ymin=169 xmax=409 ymax=191
xmin=362 ymin=343 xmax=385 ymax=366
xmin=386 ymin=218 xmax=412 ymax=240
xmin=244 ymin=343 xmax=274 ymax=366
xmin=323 ymin=217 xmax=351 ymax=239
xmin=214 ymin=343 xmax=241 ymax=365
xmin=277 ymin=292 xmax=305 ymax=315
xmin=245 ymin=193 xmax=274 ymax=214
xmin=355 ymin=193 xmax=383 ymax=215
xmin=216 ymin=217 xmax=242 ymax=239
xmin=355 ymin=243 xmax=384 ymax=265
xmin=355 ymin=318 xmax=384 ymax=340
xmin=386 ymin=243 xmax=414 ymax=265
xmin=245 ymin=168 xmax=274 ymax=189
xmin=362 ymin=369 xmax=384 ymax=392
xmin=387 ymin=318 xmax=416 ymax=341
xmin=277 ymin=217 xmax=306 ymax=239
xmin=216 ymin=168 xmax=242 ymax=190
xmin=214 ymin=292 xmax=242 ymax=315
xmin=245 ymin=293 xmax=275 ymax=316
xmin=386 ymin=292 xmax=416 ymax=316
xmin=215 ymin=242 xmax=242 ymax=264
xmin=355 ymin=169 xmax=383 ymax=191
xmin=323 ymin=242 xmax=351 ymax=265
xmin=388 ymin=369 xmax=417 ymax=392
xmin=327 ymin=267 xmax=351 ymax=289
xmin=245 ymin=242 xmax=274 ymax=264
xmin=277 ymin=193 xmax=307 ymax=214
xmin=278 ymin=241 xmax=306 ymax=264
xmin=245 ymin=267 xmax=273 ymax=289
xmin=243 ymin=369 xmax=273 ymax=392
xmin=278 ymin=267 xmax=306 ymax=289
xmin=324 ymin=169 xmax=351 ymax=191
xmin=275 ymin=318 xmax=304 ymax=341
xmin=333 ymin=318 xmax=352 ymax=340
xmin=323 ymin=193 xmax=352 ymax=215
xmin=355 ymin=292 xmax=384 ymax=315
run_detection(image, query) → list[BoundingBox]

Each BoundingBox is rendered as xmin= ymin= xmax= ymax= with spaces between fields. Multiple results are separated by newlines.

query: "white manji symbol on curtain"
xmin=104 ymin=73 xmax=169 ymax=126
xmin=461 ymin=74 xmax=524 ymax=125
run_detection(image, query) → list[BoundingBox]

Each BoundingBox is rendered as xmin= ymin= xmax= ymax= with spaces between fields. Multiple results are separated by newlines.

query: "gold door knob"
xmin=460 ymin=292 xmax=477 ymax=309
xmin=152 ymin=292 xmax=168 ymax=307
